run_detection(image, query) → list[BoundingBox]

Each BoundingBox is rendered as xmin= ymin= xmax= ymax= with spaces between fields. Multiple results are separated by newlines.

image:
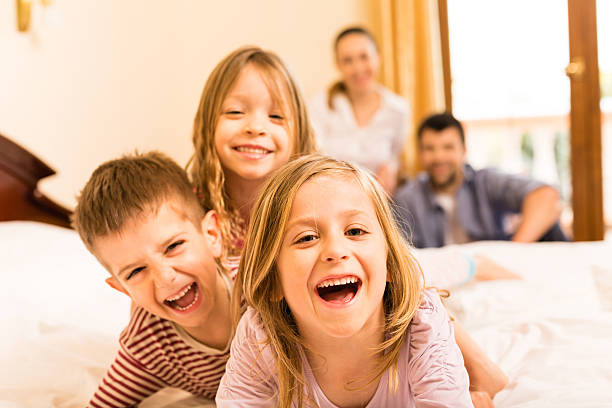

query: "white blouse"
xmin=309 ymin=86 xmax=410 ymax=173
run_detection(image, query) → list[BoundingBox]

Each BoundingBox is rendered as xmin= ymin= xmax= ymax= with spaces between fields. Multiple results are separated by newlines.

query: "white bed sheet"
xmin=446 ymin=241 xmax=612 ymax=407
xmin=0 ymin=221 xmax=212 ymax=408
xmin=1 ymin=221 xmax=611 ymax=407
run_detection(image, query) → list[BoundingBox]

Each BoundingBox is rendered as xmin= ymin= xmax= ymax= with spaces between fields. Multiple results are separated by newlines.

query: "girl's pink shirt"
xmin=216 ymin=289 xmax=472 ymax=407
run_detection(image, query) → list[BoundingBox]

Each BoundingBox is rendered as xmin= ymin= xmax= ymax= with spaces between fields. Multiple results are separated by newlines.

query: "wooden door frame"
xmin=437 ymin=0 xmax=452 ymax=112
xmin=438 ymin=0 xmax=604 ymax=241
xmin=567 ymin=0 xmax=604 ymax=241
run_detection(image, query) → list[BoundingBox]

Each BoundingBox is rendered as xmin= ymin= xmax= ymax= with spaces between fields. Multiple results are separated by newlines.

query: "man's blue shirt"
xmin=393 ymin=164 xmax=565 ymax=248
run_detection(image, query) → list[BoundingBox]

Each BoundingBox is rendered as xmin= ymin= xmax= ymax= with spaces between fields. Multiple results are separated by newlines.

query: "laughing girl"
xmin=216 ymin=155 xmax=472 ymax=408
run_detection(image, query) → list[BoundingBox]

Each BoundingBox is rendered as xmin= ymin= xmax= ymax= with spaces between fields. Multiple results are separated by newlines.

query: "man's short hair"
xmin=417 ymin=112 xmax=465 ymax=145
xmin=73 ymin=151 xmax=204 ymax=252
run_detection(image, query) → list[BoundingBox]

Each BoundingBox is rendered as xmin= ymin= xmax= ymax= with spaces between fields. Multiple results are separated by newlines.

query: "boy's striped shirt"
xmin=89 ymin=261 xmax=238 ymax=407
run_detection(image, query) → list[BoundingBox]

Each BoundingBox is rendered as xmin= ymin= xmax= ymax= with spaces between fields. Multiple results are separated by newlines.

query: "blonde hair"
xmin=187 ymin=46 xmax=317 ymax=262
xmin=234 ymin=154 xmax=424 ymax=407
xmin=73 ymin=151 xmax=205 ymax=254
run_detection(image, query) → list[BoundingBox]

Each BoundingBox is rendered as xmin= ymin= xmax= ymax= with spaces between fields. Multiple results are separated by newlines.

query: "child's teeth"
xmin=236 ymin=147 xmax=268 ymax=154
xmin=166 ymin=283 xmax=192 ymax=302
xmin=317 ymin=277 xmax=359 ymax=288
xmin=174 ymin=289 xmax=199 ymax=311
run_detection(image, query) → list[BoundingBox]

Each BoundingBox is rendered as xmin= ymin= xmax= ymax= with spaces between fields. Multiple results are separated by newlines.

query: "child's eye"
xmin=127 ymin=267 xmax=145 ymax=281
xmin=346 ymin=228 xmax=367 ymax=237
xmin=269 ymin=113 xmax=284 ymax=120
xmin=295 ymin=234 xmax=318 ymax=244
xmin=225 ymin=110 xmax=243 ymax=115
xmin=166 ymin=240 xmax=185 ymax=254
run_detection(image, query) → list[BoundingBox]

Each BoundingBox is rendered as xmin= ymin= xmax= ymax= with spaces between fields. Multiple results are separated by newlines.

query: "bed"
xmin=443 ymin=240 xmax=612 ymax=406
xmin=0 ymin=133 xmax=71 ymax=228
xmin=1 ymin=135 xmax=611 ymax=407
xmin=0 ymin=134 xmax=212 ymax=407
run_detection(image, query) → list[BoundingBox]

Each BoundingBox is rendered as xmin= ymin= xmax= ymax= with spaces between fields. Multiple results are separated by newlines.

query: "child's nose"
xmin=320 ymin=235 xmax=349 ymax=263
xmin=244 ymin=114 xmax=267 ymax=136
xmin=152 ymin=265 xmax=177 ymax=288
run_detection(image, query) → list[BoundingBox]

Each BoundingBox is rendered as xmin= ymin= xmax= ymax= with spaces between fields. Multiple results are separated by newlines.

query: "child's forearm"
xmin=470 ymin=390 xmax=495 ymax=408
xmin=454 ymin=320 xmax=508 ymax=398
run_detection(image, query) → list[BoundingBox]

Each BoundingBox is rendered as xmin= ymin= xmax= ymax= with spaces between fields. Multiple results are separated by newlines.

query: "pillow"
xmin=0 ymin=221 xmax=130 ymax=335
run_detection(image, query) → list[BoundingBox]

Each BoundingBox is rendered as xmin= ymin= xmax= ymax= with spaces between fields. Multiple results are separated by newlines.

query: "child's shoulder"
xmin=395 ymin=289 xmax=458 ymax=380
xmin=407 ymin=289 xmax=452 ymax=346
xmin=401 ymin=291 xmax=471 ymax=405
xmin=419 ymin=288 xmax=445 ymax=311
xmin=228 ymin=307 xmax=277 ymax=374
xmin=224 ymin=255 xmax=241 ymax=281
xmin=218 ymin=308 xmax=279 ymax=402
xmin=233 ymin=308 xmax=278 ymax=362
xmin=234 ymin=306 xmax=268 ymax=343
xmin=118 ymin=306 xmax=171 ymax=346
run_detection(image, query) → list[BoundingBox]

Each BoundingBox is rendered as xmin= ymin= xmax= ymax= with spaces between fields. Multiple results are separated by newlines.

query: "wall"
xmin=1 ymin=0 xmax=377 ymax=208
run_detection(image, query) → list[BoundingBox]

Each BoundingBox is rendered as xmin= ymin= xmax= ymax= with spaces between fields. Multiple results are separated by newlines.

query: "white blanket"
xmin=1 ymin=222 xmax=611 ymax=407
xmin=445 ymin=241 xmax=612 ymax=407
xmin=0 ymin=222 xmax=211 ymax=407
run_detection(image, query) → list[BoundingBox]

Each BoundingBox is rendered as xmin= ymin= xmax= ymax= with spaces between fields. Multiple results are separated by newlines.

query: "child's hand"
xmin=473 ymin=254 xmax=522 ymax=281
xmin=470 ymin=390 xmax=495 ymax=408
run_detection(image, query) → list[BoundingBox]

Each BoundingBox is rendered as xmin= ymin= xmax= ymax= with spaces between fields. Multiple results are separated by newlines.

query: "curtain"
xmin=375 ymin=0 xmax=447 ymax=177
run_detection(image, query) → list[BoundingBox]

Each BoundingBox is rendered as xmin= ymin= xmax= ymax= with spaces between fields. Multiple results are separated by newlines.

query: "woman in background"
xmin=309 ymin=26 xmax=409 ymax=194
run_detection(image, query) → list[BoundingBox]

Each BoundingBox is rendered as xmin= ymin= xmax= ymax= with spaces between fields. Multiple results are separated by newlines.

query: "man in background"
xmin=393 ymin=112 xmax=567 ymax=248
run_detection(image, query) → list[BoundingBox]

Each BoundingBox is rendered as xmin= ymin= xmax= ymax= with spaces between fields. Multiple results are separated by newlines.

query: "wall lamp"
xmin=16 ymin=0 xmax=53 ymax=32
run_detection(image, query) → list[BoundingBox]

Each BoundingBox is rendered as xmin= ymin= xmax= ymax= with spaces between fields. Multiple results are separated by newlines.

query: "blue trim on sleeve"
xmin=460 ymin=254 xmax=476 ymax=286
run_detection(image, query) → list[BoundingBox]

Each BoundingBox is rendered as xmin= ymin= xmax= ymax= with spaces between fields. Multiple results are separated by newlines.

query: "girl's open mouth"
xmin=316 ymin=276 xmax=362 ymax=304
xmin=164 ymin=282 xmax=199 ymax=311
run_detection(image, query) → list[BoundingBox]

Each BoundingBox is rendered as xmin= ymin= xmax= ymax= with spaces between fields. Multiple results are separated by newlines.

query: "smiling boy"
xmin=73 ymin=151 xmax=233 ymax=407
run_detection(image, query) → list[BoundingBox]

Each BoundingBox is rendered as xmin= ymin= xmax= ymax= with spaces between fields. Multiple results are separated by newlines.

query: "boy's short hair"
xmin=73 ymin=151 xmax=205 ymax=252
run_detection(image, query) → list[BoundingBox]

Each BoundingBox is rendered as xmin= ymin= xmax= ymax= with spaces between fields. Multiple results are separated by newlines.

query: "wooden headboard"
xmin=0 ymin=133 xmax=72 ymax=228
